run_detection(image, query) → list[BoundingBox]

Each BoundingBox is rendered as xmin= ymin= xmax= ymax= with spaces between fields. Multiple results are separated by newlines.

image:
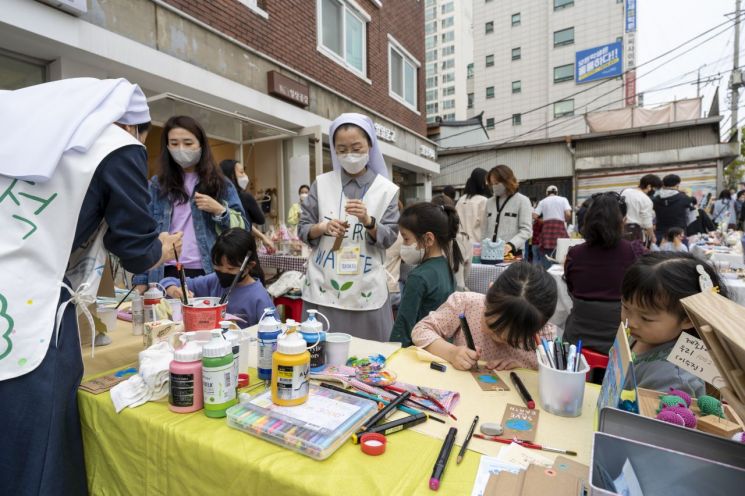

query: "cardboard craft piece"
xmin=500 ymin=403 xmax=539 ymax=442
xmin=471 ymin=368 xmax=510 ymax=391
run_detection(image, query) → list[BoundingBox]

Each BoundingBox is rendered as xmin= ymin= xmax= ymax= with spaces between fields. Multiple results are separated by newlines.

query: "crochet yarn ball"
xmin=668 ymin=388 xmax=692 ymax=407
xmin=656 ymin=410 xmax=685 ymax=426
xmin=657 ymin=394 xmax=687 ymax=413
xmin=698 ymin=395 xmax=725 ymax=418
xmin=732 ymin=432 xmax=745 ymax=443
xmin=661 ymin=406 xmax=697 ymax=428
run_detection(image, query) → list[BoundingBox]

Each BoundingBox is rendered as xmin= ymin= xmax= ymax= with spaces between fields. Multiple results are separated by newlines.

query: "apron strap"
xmin=55 ymin=281 xmax=97 ymax=358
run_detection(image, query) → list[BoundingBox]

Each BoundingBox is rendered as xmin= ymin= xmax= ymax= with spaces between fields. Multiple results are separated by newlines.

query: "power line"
xmin=433 ymin=11 xmax=744 ymax=143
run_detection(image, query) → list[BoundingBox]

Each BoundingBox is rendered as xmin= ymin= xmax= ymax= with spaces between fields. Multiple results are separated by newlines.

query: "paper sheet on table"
xmin=471 ymin=455 xmax=522 ymax=496
xmin=388 ymin=347 xmax=600 ymax=465
xmin=495 ymin=442 xmax=553 ymax=469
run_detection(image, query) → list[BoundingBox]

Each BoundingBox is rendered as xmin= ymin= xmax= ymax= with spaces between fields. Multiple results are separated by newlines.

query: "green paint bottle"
xmin=202 ymin=330 xmax=236 ymax=418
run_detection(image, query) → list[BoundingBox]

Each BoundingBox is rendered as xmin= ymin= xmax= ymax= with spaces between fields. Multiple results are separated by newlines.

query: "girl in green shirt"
xmin=390 ymin=202 xmax=463 ymax=346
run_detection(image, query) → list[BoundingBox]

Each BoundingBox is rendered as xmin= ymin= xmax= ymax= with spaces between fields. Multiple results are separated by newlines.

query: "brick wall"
xmin=161 ymin=0 xmax=426 ymax=135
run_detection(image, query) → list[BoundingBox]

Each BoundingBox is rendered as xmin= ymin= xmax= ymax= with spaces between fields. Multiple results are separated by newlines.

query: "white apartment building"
xmin=424 ymin=0 xmax=474 ymax=124
xmin=471 ymin=0 xmax=630 ymax=143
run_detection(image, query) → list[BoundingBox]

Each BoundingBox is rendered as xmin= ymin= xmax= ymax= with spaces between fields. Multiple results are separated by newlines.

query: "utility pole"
xmin=697 ymin=67 xmax=702 ymax=98
xmin=730 ymin=0 xmax=743 ymax=138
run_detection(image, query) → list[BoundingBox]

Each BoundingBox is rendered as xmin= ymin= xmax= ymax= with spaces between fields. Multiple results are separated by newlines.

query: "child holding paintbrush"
xmin=411 ymin=262 xmax=558 ymax=370
xmin=161 ymin=228 xmax=273 ymax=326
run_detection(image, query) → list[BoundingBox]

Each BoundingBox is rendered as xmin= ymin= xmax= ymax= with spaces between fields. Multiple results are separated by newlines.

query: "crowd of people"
xmin=1 ymin=78 xmax=740 ymax=494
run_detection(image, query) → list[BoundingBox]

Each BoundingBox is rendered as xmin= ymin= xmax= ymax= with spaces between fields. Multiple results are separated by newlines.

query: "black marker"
xmin=429 ymin=427 xmax=457 ymax=491
xmin=360 ymin=391 xmax=411 ymax=431
xmin=458 ymin=313 xmax=476 ymax=350
xmin=352 ymin=413 xmax=427 ymax=443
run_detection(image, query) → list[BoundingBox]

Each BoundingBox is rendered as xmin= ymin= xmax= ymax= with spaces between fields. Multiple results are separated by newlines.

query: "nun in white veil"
xmin=299 ymin=113 xmax=400 ymax=341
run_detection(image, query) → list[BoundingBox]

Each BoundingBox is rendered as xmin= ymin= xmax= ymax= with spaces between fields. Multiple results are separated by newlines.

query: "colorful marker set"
xmin=226 ymin=384 xmax=376 ymax=460
xmin=537 ymin=337 xmax=582 ymax=372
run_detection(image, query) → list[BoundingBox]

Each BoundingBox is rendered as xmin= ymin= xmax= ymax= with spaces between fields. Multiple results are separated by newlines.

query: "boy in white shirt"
xmin=621 ymin=174 xmax=662 ymax=245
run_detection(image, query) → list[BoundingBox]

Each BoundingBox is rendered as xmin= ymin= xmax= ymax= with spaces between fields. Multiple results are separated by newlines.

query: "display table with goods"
xmin=79 ymin=321 xmax=602 ymax=495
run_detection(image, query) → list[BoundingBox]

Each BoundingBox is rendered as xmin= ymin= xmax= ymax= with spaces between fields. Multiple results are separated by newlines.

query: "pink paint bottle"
xmin=169 ymin=341 xmax=204 ymax=413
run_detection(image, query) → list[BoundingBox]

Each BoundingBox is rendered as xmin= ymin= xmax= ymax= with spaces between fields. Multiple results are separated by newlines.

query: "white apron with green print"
xmin=303 ymin=171 xmax=397 ymax=311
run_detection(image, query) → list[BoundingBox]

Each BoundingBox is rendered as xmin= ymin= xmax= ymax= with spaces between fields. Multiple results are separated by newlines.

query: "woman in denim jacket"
xmin=134 ymin=115 xmax=247 ymax=288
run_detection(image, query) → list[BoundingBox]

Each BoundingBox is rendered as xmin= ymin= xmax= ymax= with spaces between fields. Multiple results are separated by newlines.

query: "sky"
xmin=637 ymin=0 xmax=737 ymax=136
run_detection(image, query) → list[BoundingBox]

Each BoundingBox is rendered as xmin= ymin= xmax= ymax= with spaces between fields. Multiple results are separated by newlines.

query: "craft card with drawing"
xmin=500 ymin=403 xmax=539 ymax=442
xmin=471 ymin=368 xmax=510 ymax=391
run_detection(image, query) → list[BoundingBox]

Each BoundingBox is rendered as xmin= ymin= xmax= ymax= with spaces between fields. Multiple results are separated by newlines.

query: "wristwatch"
xmin=364 ymin=216 xmax=376 ymax=229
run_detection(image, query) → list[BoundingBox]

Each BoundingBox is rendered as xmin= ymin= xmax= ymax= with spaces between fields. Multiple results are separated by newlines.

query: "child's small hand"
xmin=450 ymin=346 xmax=480 ymax=370
xmin=166 ymin=286 xmax=193 ymax=299
xmin=486 ymin=358 xmax=522 ymax=371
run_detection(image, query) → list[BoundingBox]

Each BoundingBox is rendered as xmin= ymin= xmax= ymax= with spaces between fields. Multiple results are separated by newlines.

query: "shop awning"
xmin=147 ymin=93 xmax=297 ymax=145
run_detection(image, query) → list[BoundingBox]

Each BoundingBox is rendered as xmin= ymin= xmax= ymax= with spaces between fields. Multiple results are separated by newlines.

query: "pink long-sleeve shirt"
xmin=411 ymin=291 xmax=557 ymax=369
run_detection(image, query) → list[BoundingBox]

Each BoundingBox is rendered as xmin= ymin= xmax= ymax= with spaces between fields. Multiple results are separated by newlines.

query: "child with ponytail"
xmin=389 ymin=202 xmax=463 ymax=346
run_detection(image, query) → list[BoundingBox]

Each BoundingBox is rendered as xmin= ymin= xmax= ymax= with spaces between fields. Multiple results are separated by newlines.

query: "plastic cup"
xmin=536 ymin=350 xmax=589 ymax=417
xmin=325 ymin=333 xmax=352 ymax=366
xmin=96 ymin=306 xmax=117 ymax=333
xmin=167 ymin=299 xmax=183 ymax=322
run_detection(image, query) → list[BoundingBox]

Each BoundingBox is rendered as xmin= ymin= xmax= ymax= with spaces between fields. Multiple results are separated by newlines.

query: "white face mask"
xmin=299 ymin=193 xmax=309 ymax=202
xmin=492 ymin=183 xmax=506 ymax=197
xmin=237 ymin=176 xmax=249 ymax=190
xmin=169 ymin=147 xmax=201 ymax=169
xmin=400 ymin=242 xmax=425 ymax=265
xmin=338 ymin=152 xmax=369 ymax=175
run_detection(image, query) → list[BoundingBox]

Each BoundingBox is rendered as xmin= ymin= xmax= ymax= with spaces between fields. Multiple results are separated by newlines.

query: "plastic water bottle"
xmin=143 ymin=283 xmax=163 ymax=323
xmin=131 ymin=294 xmax=144 ymax=336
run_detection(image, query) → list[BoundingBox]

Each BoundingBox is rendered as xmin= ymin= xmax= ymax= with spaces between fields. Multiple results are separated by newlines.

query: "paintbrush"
xmin=174 ymin=246 xmax=189 ymax=306
xmin=114 ymin=285 xmax=136 ymax=310
xmin=219 ymin=253 xmax=251 ymax=305
xmin=474 ymin=434 xmax=577 ymax=456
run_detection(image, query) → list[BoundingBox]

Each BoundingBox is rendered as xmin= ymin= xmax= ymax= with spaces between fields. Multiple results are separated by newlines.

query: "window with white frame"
xmin=554 ymin=99 xmax=574 ymax=118
xmin=442 ymin=86 xmax=455 ymax=97
xmin=441 ymin=59 xmax=455 ymax=70
xmin=485 ymin=54 xmax=494 ymax=67
xmin=442 ymin=2 xmax=454 ymax=14
xmin=426 ymin=35 xmax=437 ymax=49
xmin=553 ymin=63 xmax=574 ymax=83
xmin=442 ymin=31 xmax=455 ymax=43
xmin=389 ymin=37 xmax=419 ymax=109
xmin=467 ymin=63 xmax=474 ymax=79
xmin=425 ymin=21 xmax=437 ymax=35
xmin=441 ymin=17 xmax=454 ymax=29
xmin=554 ymin=0 xmax=574 ymax=10
xmin=467 ymin=92 xmax=474 ymax=109
xmin=426 ymin=49 xmax=437 ymax=62
xmin=554 ymin=27 xmax=574 ymax=47
xmin=486 ymin=86 xmax=495 ymax=99
xmin=511 ymin=13 xmax=521 ymax=26
xmin=442 ymin=72 xmax=455 ymax=83
xmin=426 ymin=89 xmax=438 ymax=101
xmin=426 ymin=62 xmax=437 ymax=75
xmin=443 ymin=113 xmax=456 ymax=120
xmin=443 ymin=99 xmax=455 ymax=110
xmin=238 ymin=0 xmax=268 ymax=19
xmin=486 ymin=118 xmax=495 ymax=129
xmin=512 ymin=47 xmax=521 ymax=60
xmin=442 ymin=46 xmax=455 ymax=57
xmin=426 ymin=76 xmax=438 ymax=88
xmin=426 ymin=102 xmax=438 ymax=114
xmin=425 ymin=6 xmax=436 ymax=21
xmin=512 ymin=114 xmax=521 ymax=126
xmin=485 ymin=21 xmax=494 ymax=34
xmin=512 ymin=80 xmax=521 ymax=93
xmin=318 ymin=0 xmax=368 ymax=76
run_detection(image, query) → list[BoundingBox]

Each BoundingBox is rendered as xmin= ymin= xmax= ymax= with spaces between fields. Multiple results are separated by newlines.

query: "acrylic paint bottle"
xmin=271 ymin=330 xmax=310 ymax=406
xmin=202 ymin=330 xmax=236 ymax=418
xmin=257 ymin=307 xmax=282 ymax=381
xmin=300 ymin=310 xmax=329 ymax=372
xmin=131 ymin=294 xmax=144 ymax=336
xmin=220 ymin=320 xmax=240 ymax=390
xmin=169 ymin=341 xmax=203 ymax=413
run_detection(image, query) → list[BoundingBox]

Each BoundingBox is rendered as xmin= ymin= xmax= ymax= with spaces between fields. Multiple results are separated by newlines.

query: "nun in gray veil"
xmin=298 ymin=113 xmax=400 ymax=341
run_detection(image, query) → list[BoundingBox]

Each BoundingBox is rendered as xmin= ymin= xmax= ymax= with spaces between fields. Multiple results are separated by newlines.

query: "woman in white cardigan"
xmin=455 ymin=167 xmax=491 ymax=243
xmin=479 ymin=165 xmax=533 ymax=257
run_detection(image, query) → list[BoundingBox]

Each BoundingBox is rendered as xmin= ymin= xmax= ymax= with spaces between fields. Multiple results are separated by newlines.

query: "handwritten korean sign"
xmin=666 ymin=332 xmax=726 ymax=388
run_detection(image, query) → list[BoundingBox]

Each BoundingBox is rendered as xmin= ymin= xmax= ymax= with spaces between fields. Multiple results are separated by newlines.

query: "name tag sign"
xmin=337 ymin=246 xmax=360 ymax=275
xmin=666 ymin=332 xmax=726 ymax=388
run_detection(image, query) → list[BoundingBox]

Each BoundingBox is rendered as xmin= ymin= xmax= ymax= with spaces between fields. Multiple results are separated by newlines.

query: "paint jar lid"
xmin=203 ymin=330 xmax=231 ymax=357
xmin=237 ymin=373 xmax=249 ymax=388
xmin=174 ymin=341 xmax=202 ymax=362
xmin=360 ymin=433 xmax=386 ymax=456
xmin=277 ymin=331 xmax=307 ymax=355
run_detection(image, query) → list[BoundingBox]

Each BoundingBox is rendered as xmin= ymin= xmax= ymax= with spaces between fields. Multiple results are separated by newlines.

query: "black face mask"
xmin=215 ymin=270 xmax=244 ymax=288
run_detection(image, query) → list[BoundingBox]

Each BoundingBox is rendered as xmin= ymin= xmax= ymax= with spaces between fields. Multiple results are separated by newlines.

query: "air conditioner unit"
xmin=36 ymin=0 xmax=87 ymax=16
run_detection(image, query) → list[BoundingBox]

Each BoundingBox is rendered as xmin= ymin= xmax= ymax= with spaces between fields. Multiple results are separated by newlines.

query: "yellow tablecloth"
xmin=79 ymin=345 xmax=599 ymax=495
xmin=82 ymin=320 xmax=146 ymax=377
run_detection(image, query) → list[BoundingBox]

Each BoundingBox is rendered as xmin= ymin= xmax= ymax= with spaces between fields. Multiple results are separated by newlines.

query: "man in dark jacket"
xmin=653 ymin=174 xmax=695 ymax=243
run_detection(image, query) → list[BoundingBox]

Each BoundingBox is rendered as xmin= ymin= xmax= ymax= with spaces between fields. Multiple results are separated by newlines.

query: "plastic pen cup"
xmin=325 ymin=333 xmax=352 ymax=366
xmin=536 ymin=350 xmax=589 ymax=417
xmin=167 ymin=299 xmax=183 ymax=322
xmin=96 ymin=306 xmax=117 ymax=333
